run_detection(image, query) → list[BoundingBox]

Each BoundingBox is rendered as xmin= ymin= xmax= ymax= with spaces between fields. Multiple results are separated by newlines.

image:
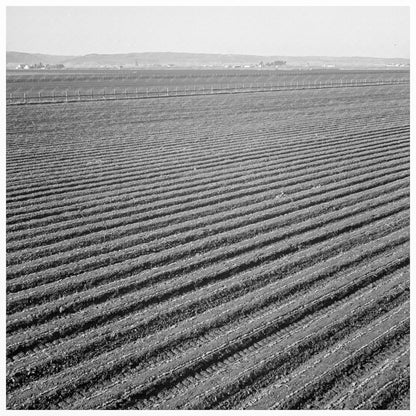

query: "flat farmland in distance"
xmin=6 ymin=82 xmax=410 ymax=409
xmin=6 ymin=68 xmax=410 ymax=95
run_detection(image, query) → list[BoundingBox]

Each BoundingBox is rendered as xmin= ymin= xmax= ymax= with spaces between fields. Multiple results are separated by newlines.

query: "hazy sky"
xmin=6 ymin=6 xmax=409 ymax=58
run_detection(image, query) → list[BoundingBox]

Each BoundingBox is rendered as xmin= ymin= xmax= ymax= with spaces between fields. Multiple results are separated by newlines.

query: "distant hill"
xmin=6 ymin=51 xmax=410 ymax=69
xmin=7 ymin=51 xmax=76 ymax=66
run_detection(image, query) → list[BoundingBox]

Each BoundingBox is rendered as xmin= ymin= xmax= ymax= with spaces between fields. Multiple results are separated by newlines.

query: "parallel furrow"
xmin=6 ymin=251 xmax=409 ymax=409
xmin=6 ymin=150 xmax=409 ymax=251
xmin=7 ymin=126 xmax=409 ymax=223
xmin=6 ymin=230 xmax=408 ymax=391
xmin=6 ymin=124 xmax=408 ymax=200
xmin=6 ymin=185 xmax=409 ymax=319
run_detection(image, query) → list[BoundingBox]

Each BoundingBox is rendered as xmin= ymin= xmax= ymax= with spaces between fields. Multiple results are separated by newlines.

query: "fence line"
xmin=6 ymin=78 xmax=409 ymax=106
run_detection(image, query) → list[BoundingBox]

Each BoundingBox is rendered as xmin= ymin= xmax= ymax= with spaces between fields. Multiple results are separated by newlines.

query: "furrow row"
xmin=6 ymin=166 xmax=408 ymax=281
xmin=75 ymin=261 xmax=409 ymax=410
xmin=7 ymin=147 xmax=409 ymax=243
xmin=6 ymin=97 xmax=407 ymax=172
xmin=323 ymin=343 xmax=409 ymax=409
xmin=7 ymin=125 xmax=409 ymax=208
xmin=7 ymin=206 xmax=408 ymax=358
xmin=7 ymin=230 xmax=407 ymax=391
xmin=161 ymin=291 xmax=410 ymax=410
xmin=6 ymin=177 xmax=409 ymax=300
xmin=6 ymin=123 xmax=408 ymax=197
xmin=7 ymin=251 xmax=409 ymax=409
xmin=7 ymin=184 xmax=409 ymax=317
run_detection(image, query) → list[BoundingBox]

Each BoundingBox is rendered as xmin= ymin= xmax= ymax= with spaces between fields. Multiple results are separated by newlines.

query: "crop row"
xmin=323 ymin=343 xmax=409 ymax=409
xmin=170 ymin=300 xmax=410 ymax=410
xmin=6 ymin=89 xmax=408 ymax=186
xmin=6 ymin=122 xmax=409 ymax=214
xmin=64 ymin=260 xmax=410 ymax=409
xmin=7 ymin=207 xmax=408 ymax=360
xmin=6 ymin=182 xmax=409 ymax=317
xmin=7 ymin=170 xmax=409 ymax=272
xmin=6 ymin=181 xmax=409 ymax=311
xmin=5 ymin=119 xmax=408 ymax=196
xmin=7 ymin=122 xmax=409 ymax=211
xmin=6 ymin=83 xmax=410 ymax=409
xmin=6 ymin=152 xmax=409 ymax=276
xmin=6 ymin=141 xmax=409 ymax=244
xmin=7 ymin=165 xmax=409 ymax=299
xmin=7 ymin=247 xmax=409 ymax=408
xmin=243 ymin=307 xmax=409 ymax=410
xmin=6 ymin=229 xmax=408 ymax=392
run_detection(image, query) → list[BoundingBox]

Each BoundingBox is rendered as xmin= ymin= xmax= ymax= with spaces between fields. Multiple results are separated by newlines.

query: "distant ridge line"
xmin=6 ymin=51 xmax=410 ymax=69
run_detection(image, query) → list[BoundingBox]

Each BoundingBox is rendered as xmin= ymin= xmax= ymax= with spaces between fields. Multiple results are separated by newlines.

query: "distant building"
xmin=44 ymin=63 xmax=65 ymax=69
xmin=15 ymin=62 xmax=65 ymax=70
xmin=262 ymin=60 xmax=287 ymax=68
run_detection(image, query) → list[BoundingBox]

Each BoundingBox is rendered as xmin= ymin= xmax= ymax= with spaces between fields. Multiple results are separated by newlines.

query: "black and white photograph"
xmin=2 ymin=1 xmax=412 ymax=412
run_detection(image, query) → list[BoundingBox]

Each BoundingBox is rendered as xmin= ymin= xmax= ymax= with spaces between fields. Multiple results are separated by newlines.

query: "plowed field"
xmin=6 ymin=83 xmax=410 ymax=409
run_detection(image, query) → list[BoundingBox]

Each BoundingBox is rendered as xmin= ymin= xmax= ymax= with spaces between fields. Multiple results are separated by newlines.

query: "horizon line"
xmin=6 ymin=50 xmax=410 ymax=61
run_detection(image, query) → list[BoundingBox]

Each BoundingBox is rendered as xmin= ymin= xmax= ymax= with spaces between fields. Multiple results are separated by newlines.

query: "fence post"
xmin=10 ymin=92 xmax=12 ymax=104
xmin=23 ymin=92 xmax=26 ymax=104
xmin=65 ymin=90 xmax=68 ymax=103
xmin=146 ymin=88 xmax=149 ymax=97
xmin=39 ymin=92 xmax=41 ymax=103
